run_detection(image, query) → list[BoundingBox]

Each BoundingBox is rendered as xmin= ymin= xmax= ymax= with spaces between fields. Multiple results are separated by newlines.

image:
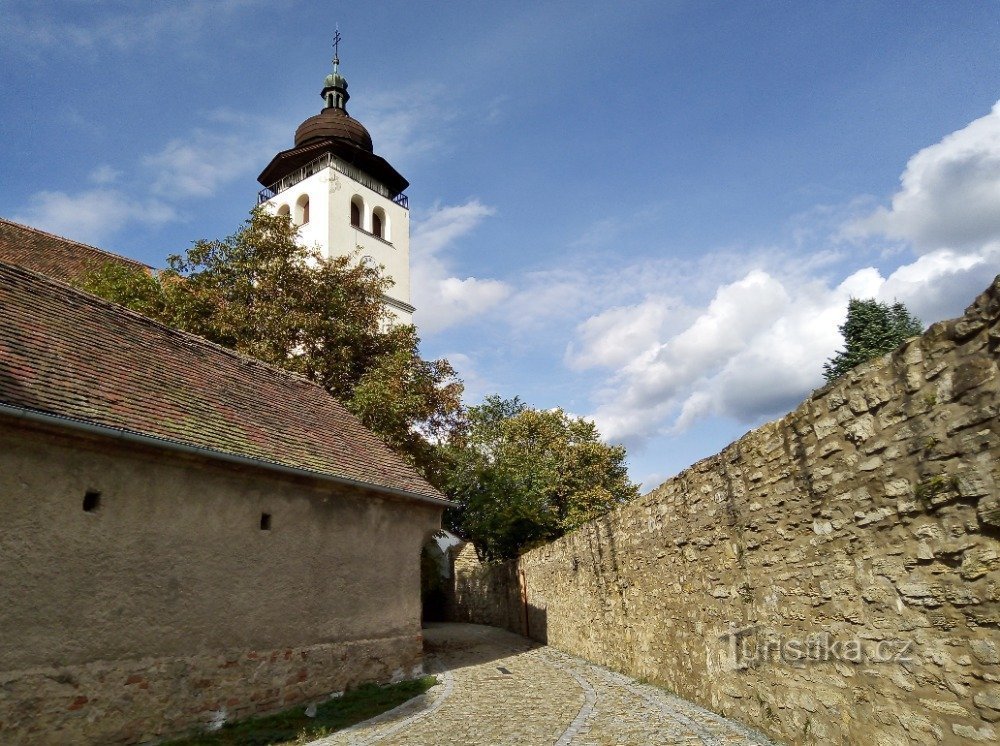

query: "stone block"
xmin=952 ymin=723 xmax=997 ymax=742
xmin=971 ymin=640 xmax=1000 ymax=666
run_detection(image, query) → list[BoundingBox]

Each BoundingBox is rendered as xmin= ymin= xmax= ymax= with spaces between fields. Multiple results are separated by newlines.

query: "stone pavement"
xmin=313 ymin=623 xmax=775 ymax=746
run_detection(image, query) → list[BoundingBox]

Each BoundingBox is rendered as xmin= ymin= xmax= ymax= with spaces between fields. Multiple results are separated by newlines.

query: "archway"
xmin=421 ymin=529 xmax=462 ymax=622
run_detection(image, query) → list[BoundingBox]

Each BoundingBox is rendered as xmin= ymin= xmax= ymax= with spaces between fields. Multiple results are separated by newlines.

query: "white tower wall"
xmin=264 ymin=160 xmax=412 ymax=324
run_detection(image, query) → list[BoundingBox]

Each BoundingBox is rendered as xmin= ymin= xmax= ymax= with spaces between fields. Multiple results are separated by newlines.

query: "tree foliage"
xmin=77 ymin=208 xmax=464 ymax=476
xmin=439 ymin=395 xmax=639 ymax=562
xmin=823 ymin=298 xmax=923 ymax=382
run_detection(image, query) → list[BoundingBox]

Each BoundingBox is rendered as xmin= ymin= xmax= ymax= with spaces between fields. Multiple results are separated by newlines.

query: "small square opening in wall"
xmin=82 ymin=491 xmax=101 ymax=512
xmin=260 ymin=513 xmax=272 ymax=531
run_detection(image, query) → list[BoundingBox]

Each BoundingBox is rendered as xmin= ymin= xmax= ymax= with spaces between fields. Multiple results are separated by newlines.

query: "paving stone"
xmin=313 ymin=624 xmax=772 ymax=746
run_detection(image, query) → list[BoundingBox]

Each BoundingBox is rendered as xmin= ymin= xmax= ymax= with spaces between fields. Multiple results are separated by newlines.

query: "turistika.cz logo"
xmin=719 ymin=625 xmax=914 ymax=669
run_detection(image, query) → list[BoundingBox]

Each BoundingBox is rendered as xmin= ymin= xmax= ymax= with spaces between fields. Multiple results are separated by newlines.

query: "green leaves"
xmin=76 ymin=208 xmax=464 ymax=480
xmin=440 ymin=395 xmax=639 ymax=562
xmin=823 ymin=298 xmax=923 ymax=382
xmin=76 ymin=209 xmax=641 ymax=545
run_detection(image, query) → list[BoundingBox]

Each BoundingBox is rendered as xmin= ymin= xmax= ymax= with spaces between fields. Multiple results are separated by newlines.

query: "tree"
xmin=823 ymin=298 xmax=923 ymax=382
xmin=439 ymin=395 xmax=639 ymax=562
xmin=77 ymin=208 xmax=464 ymax=477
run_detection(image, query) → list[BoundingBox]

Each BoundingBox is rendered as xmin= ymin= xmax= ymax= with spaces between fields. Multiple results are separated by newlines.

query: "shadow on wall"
xmin=443 ymin=543 xmax=549 ymax=644
xmin=526 ymin=603 xmax=547 ymax=644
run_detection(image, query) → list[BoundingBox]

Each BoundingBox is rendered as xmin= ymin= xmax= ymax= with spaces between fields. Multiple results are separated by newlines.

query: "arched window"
xmin=371 ymin=207 xmax=388 ymax=240
xmin=276 ymin=204 xmax=290 ymax=219
xmin=294 ymin=194 xmax=310 ymax=225
xmin=351 ymin=195 xmax=365 ymax=228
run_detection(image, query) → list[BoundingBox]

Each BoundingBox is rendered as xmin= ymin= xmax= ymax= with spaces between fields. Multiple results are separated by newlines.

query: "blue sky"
xmin=3 ymin=1 xmax=1000 ymax=489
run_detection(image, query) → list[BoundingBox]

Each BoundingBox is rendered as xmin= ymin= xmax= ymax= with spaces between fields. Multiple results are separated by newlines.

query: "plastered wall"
xmin=451 ymin=277 xmax=1000 ymax=745
xmin=0 ymin=423 xmax=440 ymax=744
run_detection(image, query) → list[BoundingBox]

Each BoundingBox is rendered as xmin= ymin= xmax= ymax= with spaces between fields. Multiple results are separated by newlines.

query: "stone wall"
xmin=450 ymin=277 xmax=1000 ymax=745
xmin=0 ymin=422 xmax=441 ymax=745
xmin=0 ymin=635 xmax=421 ymax=745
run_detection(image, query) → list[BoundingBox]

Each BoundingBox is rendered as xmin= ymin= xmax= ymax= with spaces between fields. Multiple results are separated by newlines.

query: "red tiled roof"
xmin=0 ymin=260 xmax=444 ymax=501
xmin=0 ymin=218 xmax=151 ymax=284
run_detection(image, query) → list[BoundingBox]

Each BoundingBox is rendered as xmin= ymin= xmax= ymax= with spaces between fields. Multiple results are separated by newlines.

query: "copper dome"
xmin=294 ymin=107 xmax=373 ymax=152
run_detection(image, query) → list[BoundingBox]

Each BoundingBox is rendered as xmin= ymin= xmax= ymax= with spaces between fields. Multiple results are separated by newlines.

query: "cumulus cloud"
xmin=585 ymin=269 xmax=882 ymax=446
xmin=851 ymin=101 xmax=1000 ymax=251
xmin=568 ymin=103 xmax=1000 ymax=448
xmin=566 ymin=296 xmax=682 ymax=370
xmin=411 ymin=200 xmax=511 ymax=333
xmin=12 ymin=189 xmax=175 ymax=246
xmin=577 ymin=236 xmax=998 ymax=448
xmin=878 ymin=245 xmax=1000 ymax=323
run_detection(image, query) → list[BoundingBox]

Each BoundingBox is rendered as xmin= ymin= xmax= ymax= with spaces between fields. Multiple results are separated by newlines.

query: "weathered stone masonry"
xmin=451 ymin=277 xmax=1000 ymax=745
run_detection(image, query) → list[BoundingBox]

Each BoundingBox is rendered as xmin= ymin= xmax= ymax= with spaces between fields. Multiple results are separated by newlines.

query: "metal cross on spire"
xmin=332 ymin=27 xmax=342 ymax=66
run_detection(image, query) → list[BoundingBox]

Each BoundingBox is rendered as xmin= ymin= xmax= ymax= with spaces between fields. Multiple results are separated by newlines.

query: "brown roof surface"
xmin=295 ymin=107 xmax=374 ymax=151
xmin=0 ymin=218 xmax=151 ymax=284
xmin=258 ymin=137 xmax=408 ymax=197
xmin=0 ymin=260 xmax=444 ymax=501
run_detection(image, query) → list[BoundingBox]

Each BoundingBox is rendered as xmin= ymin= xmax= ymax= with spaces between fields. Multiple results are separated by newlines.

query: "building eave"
xmin=0 ymin=402 xmax=456 ymax=510
xmin=257 ymin=139 xmax=408 ymax=196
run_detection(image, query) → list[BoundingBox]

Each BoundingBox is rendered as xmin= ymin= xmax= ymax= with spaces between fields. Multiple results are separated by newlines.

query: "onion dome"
xmin=294 ymin=107 xmax=373 ymax=151
xmin=257 ymin=33 xmax=408 ymax=197
xmin=293 ymin=53 xmax=373 ymax=151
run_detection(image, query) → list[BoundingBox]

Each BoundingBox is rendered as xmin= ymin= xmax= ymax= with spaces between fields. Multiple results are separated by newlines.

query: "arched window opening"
xmin=372 ymin=207 xmax=388 ymax=240
xmin=350 ymin=199 xmax=361 ymax=228
xmin=276 ymin=204 xmax=290 ymax=219
xmin=294 ymin=194 xmax=310 ymax=226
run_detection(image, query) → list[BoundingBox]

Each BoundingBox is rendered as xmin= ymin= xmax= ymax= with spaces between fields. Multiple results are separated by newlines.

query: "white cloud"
xmin=851 ymin=101 xmax=1000 ymax=251
xmin=12 ymin=189 xmax=175 ymax=246
xmin=411 ymin=200 xmax=511 ymax=333
xmin=586 ymin=269 xmax=880 ymax=446
xmin=564 ymin=103 xmax=1000 ymax=449
xmin=356 ymin=85 xmax=455 ymax=169
xmin=12 ymin=110 xmax=284 ymax=246
xmin=442 ymin=352 xmax=495 ymax=405
xmin=878 ymin=245 xmax=1000 ymax=323
xmin=2 ymin=1 xmax=262 ymax=55
xmin=566 ymin=296 xmax=682 ymax=370
xmin=411 ymin=200 xmax=496 ymax=254
xmin=144 ymin=110 xmax=285 ymax=199
xmin=575 ymin=235 xmax=998 ymax=449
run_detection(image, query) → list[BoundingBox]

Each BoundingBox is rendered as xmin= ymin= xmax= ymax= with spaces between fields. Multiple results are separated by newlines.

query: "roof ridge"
xmin=0 ymin=217 xmax=153 ymax=271
xmin=0 ymin=259 xmax=326 ymax=393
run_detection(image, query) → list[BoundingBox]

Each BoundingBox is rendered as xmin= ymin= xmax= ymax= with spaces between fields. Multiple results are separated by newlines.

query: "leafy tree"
xmin=77 ymin=208 xmax=464 ymax=476
xmin=440 ymin=395 xmax=639 ymax=562
xmin=823 ymin=298 xmax=923 ymax=382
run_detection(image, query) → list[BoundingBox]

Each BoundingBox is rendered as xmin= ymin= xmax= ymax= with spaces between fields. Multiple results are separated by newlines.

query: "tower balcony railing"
xmin=257 ymin=152 xmax=408 ymax=209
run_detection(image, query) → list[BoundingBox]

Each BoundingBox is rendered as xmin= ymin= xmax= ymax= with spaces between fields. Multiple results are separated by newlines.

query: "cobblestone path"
xmin=314 ymin=623 xmax=774 ymax=746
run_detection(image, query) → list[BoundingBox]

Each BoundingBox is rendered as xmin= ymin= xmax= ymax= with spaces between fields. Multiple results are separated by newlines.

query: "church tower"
xmin=257 ymin=36 xmax=414 ymax=323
